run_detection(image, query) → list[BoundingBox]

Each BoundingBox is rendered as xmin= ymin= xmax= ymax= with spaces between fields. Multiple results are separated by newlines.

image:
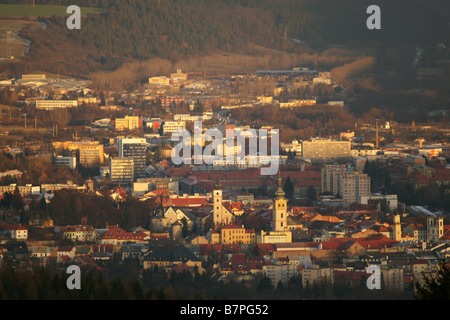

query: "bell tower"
xmin=213 ymin=177 xmax=223 ymax=227
xmin=273 ymin=175 xmax=287 ymax=232
xmin=393 ymin=214 xmax=402 ymax=241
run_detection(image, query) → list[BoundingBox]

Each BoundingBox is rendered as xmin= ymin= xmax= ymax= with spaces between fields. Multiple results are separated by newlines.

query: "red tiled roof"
xmin=162 ymin=197 xmax=210 ymax=207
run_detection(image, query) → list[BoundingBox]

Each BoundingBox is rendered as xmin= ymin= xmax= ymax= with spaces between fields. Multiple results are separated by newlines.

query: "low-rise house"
xmin=404 ymin=224 xmax=427 ymax=243
xmin=167 ymin=260 xmax=206 ymax=276
xmin=142 ymin=242 xmax=202 ymax=270
xmin=99 ymin=225 xmax=150 ymax=245
xmin=63 ymin=225 xmax=96 ymax=242
xmin=57 ymin=246 xmax=76 ymax=263
xmin=121 ymin=243 xmax=149 ymax=261
xmin=0 ymin=225 xmax=28 ymax=241
xmin=30 ymin=246 xmax=51 ymax=260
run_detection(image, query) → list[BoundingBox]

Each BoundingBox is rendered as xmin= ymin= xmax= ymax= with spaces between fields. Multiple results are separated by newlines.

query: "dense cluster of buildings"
xmin=0 ymin=70 xmax=449 ymax=297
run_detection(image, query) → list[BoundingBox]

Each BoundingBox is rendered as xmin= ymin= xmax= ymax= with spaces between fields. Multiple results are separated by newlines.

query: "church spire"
xmin=214 ymin=176 xmax=222 ymax=190
xmin=275 ymin=173 xmax=285 ymax=199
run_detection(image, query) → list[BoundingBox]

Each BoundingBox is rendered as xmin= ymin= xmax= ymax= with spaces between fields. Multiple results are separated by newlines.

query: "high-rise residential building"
xmin=322 ymin=164 xmax=371 ymax=204
xmin=321 ymin=164 xmax=349 ymax=194
xmin=78 ymin=142 xmax=105 ymax=167
xmin=339 ymin=172 xmax=371 ymax=204
xmin=110 ymin=157 xmax=134 ymax=184
xmin=380 ymin=266 xmax=404 ymax=292
xmin=302 ymin=138 xmax=351 ymax=160
xmin=118 ymin=138 xmax=147 ymax=179
xmin=67 ymin=141 xmax=104 ymax=167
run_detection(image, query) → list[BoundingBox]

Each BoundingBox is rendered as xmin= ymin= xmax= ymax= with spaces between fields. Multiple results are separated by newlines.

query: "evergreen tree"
xmin=283 ymin=176 xmax=294 ymax=202
xmin=415 ymin=260 xmax=450 ymax=300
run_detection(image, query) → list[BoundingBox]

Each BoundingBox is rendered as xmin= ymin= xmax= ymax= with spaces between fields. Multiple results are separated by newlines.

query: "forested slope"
xmin=0 ymin=0 xmax=448 ymax=75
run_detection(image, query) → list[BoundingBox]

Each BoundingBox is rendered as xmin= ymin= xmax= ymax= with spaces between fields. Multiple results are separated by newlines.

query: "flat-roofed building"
xmin=76 ymin=142 xmax=104 ymax=167
xmin=149 ymin=76 xmax=170 ymax=86
xmin=162 ymin=121 xmax=186 ymax=135
xmin=21 ymin=74 xmax=46 ymax=80
xmin=115 ymin=116 xmax=141 ymax=131
xmin=110 ymin=157 xmax=134 ymax=184
xmin=53 ymin=155 xmax=77 ymax=170
xmin=302 ymin=266 xmax=333 ymax=287
xmin=118 ymin=138 xmax=147 ymax=179
xmin=321 ymin=164 xmax=349 ymax=194
xmin=302 ymin=138 xmax=351 ymax=160
xmin=339 ymin=172 xmax=371 ymax=204
xmin=0 ymin=184 xmax=40 ymax=196
xmin=36 ymin=100 xmax=78 ymax=110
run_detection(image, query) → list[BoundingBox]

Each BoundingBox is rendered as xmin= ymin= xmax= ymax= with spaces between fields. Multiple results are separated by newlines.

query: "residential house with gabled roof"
xmin=0 ymin=225 xmax=28 ymax=241
xmin=164 ymin=206 xmax=198 ymax=231
xmin=403 ymin=223 xmax=427 ymax=243
xmin=161 ymin=197 xmax=210 ymax=208
xmin=74 ymin=255 xmax=103 ymax=272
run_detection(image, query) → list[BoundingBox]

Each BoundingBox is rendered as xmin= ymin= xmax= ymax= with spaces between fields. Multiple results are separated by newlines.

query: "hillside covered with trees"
xmin=0 ymin=0 xmax=448 ymax=78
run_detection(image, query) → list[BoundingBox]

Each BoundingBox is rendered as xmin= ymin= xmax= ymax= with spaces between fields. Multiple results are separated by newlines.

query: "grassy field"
xmin=0 ymin=4 xmax=103 ymax=17
xmin=0 ymin=19 xmax=42 ymax=59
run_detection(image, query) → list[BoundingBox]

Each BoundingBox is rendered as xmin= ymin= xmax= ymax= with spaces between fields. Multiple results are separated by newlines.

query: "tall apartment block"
xmin=79 ymin=143 xmax=104 ymax=167
xmin=118 ymin=138 xmax=147 ymax=179
xmin=339 ymin=172 xmax=371 ymax=204
xmin=321 ymin=164 xmax=349 ymax=194
xmin=68 ymin=141 xmax=104 ymax=167
xmin=110 ymin=157 xmax=134 ymax=184
xmin=322 ymin=164 xmax=371 ymax=204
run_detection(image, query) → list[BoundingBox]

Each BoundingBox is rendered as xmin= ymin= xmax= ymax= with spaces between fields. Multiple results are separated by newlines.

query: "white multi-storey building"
xmin=36 ymin=100 xmax=78 ymax=110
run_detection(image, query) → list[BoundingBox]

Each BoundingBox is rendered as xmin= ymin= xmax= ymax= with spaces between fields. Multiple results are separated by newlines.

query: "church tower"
xmin=213 ymin=178 xmax=223 ymax=227
xmin=393 ymin=214 xmax=402 ymax=241
xmin=273 ymin=175 xmax=288 ymax=232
